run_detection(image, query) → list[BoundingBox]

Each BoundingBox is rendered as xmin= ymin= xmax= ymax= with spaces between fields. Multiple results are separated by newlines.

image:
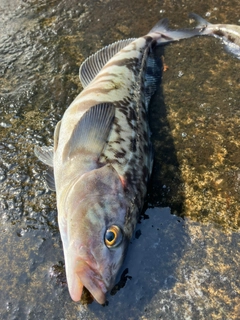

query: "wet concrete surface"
xmin=0 ymin=0 xmax=239 ymax=319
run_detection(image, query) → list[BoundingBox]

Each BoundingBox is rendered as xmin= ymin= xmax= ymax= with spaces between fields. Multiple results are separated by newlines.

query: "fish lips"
xmin=69 ymin=259 xmax=108 ymax=304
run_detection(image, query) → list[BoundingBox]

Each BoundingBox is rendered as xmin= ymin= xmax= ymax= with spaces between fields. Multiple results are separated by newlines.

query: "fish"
xmin=34 ymin=19 xmax=200 ymax=304
xmin=189 ymin=12 xmax=240 ymax=59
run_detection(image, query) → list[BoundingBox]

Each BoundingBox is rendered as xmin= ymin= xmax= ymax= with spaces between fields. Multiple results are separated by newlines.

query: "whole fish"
xmin=189 ymin=12 xmax=240 ymax=59
xmin=35 ymin=19 xmax=199 ymax=304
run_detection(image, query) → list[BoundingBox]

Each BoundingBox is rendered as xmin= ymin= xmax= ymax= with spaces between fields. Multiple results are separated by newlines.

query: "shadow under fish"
xmin=35 ymin=18 xmax=200 ymax=304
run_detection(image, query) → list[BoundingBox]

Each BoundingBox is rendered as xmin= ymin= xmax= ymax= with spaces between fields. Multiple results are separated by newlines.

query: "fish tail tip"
xmin=189 ymin=12 xmax=210 ymax=26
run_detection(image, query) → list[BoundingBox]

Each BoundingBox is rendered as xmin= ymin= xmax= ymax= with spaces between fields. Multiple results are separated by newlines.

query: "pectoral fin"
xmin=54 ymin=120 xmax=62 ymax=152
xmin=45 ymin=168 xmax=56 ymax=191
xmin=64 ymin=103 xmax=115 ymax=160
xmin=34 ymin=145 xmax=54 ymax=167
xmin=34 ymin=145 xmax=55 ymax=191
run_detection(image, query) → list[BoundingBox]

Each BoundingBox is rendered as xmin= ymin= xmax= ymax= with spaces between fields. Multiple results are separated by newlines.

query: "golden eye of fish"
xmin=104 ymin=225 xmax=122 ymax=248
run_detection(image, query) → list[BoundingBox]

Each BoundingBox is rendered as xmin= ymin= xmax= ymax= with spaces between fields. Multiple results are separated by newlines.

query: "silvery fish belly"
xmin=35 ymin=19 xmax=199 ymax=304
xmin=189 ymin=13 xmax=240 ymax=59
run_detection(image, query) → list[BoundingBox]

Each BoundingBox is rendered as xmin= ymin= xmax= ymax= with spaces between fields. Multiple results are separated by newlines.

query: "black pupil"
xmin=106 ymin=231 xmax=115 ymax=242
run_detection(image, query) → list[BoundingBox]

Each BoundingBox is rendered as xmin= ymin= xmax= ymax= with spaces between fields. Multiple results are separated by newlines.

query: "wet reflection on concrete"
xmin=0 ymin=0 xmax=239 ymax=319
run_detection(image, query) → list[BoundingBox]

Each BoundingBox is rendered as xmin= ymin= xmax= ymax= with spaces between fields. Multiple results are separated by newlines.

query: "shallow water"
xmin=0 ymin=0 xmax=239 ymax=319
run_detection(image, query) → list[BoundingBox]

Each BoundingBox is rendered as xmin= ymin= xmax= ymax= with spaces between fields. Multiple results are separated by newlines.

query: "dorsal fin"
xmin=63 ymin=103 xmax=115 ymax=160
xmin=79 ymin=38 xmax=136 ymax=87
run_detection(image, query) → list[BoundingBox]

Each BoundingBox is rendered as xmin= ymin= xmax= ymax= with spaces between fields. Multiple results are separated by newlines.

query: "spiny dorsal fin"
xmin=34 ymin=145 xmax=54 ymax=167
xmin=79 ymin=38 xmax=136 ymax=87
xmin=63 ymin=103 xmax=115 ymax=160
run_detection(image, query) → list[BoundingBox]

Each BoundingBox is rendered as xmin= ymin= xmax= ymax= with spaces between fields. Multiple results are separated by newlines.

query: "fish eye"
xmin=104 ymin=225 xmax=122 ymax=248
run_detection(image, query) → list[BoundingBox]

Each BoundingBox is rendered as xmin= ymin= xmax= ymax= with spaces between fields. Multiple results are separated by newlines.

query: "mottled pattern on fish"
xmin=58 ymin=35 xmax=183 ymax=235
xmin=56 ymin=37 xmax=159 ymax=237
xmin=93 ymin=38 xmax=155 ymax=234
xmin=190 ymin=13 xmax=240 ymax=58
xmin=35 ymin=19 xmax=201 ymax=304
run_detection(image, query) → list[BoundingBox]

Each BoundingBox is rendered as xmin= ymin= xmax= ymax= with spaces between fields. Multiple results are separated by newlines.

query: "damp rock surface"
xmin=0 ymin=1 xmax=239 ymax=319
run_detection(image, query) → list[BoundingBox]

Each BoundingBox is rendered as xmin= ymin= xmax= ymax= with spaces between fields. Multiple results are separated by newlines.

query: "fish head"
xmin=65 ymin=197 xmax=129 ymax=304
xmin=59 ymin=164 xmax=131 ymax=304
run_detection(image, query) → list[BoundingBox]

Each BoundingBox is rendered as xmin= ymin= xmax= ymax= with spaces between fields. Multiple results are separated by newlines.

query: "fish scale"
xmin=34 ymin=19 xmax=200 ymax=304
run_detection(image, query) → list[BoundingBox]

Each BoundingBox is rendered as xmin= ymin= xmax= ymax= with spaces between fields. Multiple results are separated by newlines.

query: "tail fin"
xmin=149 ymin=18 xmax=169 ymax=33
xmin=189 ymin=13 xmax=211 ymax=28
xmin=148 ymin=17 xmax=201 ymax=43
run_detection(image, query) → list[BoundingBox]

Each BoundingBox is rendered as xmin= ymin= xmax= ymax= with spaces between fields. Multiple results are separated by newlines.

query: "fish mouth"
xmin=69 ymin=259 xmax=108 ymax=304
